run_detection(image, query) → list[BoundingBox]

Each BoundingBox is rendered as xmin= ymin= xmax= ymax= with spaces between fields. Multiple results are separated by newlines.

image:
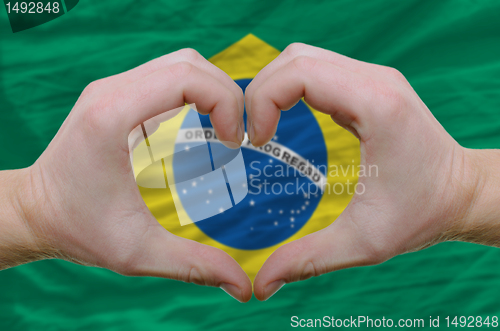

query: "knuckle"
xmin=381 ymin=66 xmax=407 ymax=83
xmin=82 ymin=92 xmax=117 ymax=132
xmin=176 ymin=48 xmax=201 ymax=62
xmin=176 ymin=264 xmax=208 ymax=286
xmin=167 ymin=61 xmax=194 ymax=79
xmin=176 ymin=244 xmax=212 ymax=286
xmin=81 ymin=79 xmax=107 ymax=99
xmin=186 ymin=266 xmax=205 ymax=285
xmin=298 ymin=260 xmax=322 ymax=281
xmin=115 ymin=262 xmax=135 ymax=277
xmin=292 ymin=55 xmax=317 ymax=72
xmin=362 ymin=235 xmax=392 ymax=265
xmin=378 ymin=84 xmax=402 ymax=105
xmin=112 ymin=249 xmax=141 ymax=276
xmin=372 ymin=83 xmax=407 ymax=119
xmin=284 ymin=42 xmax=308 ymax=57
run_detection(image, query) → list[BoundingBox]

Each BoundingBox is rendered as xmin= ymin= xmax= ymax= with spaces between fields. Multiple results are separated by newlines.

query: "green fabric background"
xmin=1 ymin=1 xmax=500 ymax=330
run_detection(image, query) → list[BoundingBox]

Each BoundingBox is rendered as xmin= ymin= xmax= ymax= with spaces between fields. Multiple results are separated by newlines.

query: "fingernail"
xmin=263 ymin=280 xmax=285 ymax=301
xmin=220 ymin=283 xmax=243 ymax=303
xmin=237 ymin=120 xmax=244 ymax=143
xmin=248 ymin=119 xmax=255 ymax=143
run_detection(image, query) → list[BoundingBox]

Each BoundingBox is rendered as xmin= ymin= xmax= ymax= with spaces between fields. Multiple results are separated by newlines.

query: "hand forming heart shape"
xmin=2 ymin=44 xmax=496 ymax=303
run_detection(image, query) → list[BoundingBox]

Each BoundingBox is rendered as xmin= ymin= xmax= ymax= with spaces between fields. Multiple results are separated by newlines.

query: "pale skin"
xmin=1 ymin=44 xmax=499 ymax=303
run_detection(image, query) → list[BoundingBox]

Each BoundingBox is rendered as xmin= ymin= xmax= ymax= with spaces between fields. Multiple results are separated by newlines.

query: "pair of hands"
xmin=6 ymin=43 xmax=494 ymax=302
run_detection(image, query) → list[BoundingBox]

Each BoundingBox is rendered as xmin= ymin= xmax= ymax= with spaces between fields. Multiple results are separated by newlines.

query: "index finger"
xmin=90 ymin=49 xmax=244 ymax=118
xmin=116 ymin=49 xmax=244 ymax=115
xmin=84 ymin=61 xmax=244 ymax=149
xmin=245 ymin=43 xmax=376 ymax=113
xmin=246 ymin=56 xmax=372 ymax=146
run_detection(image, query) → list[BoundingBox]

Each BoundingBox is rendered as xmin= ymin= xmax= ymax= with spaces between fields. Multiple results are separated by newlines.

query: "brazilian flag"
xmin=1 ymin=1 xmax=500 ymax=330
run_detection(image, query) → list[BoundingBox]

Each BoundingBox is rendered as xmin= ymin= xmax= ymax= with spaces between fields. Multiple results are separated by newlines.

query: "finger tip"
xmin=239 ymin=274 xmax=254 ymax=303
xmin=221 ymin=282 xmax=252 ymax=303
xmin=248 ymin=137 xmax=270 ymax=148
xmin=247 ymin=132 xmax=269 ymax=147
xmin=254 ymin=287 xmax=267 ymax=301
xmin=220 ymin=140 xmax=241 ymax=149
xmin=252 ymin=273 xmax=269 ymax=301
xmin=241 ymin=286 xmax=253 ymax=303
xmin=220 ymin=283 xmax=243 ymax=302
xmin=213 ymin=121 xmax=243 ymax=148
xmin=255 ymin=279 xmax=285 ymax=301
xmin=252 ymin=278 xmax=265 ymax=301
xmin=247 ymin=123 xmax=276 ymax=148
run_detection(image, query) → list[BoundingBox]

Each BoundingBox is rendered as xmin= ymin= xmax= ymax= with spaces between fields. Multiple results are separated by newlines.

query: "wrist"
xmin=448 ymin=148 xmax=500 ymax=246
xmin=0 ymin=167 xmax=52 ymax=269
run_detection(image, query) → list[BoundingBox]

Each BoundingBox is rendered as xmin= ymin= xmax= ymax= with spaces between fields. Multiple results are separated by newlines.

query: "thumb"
xmin=117 ymin=224 xmax=253 ymax=303
xmin=253 ymin=211 xmax=376 ymax=301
